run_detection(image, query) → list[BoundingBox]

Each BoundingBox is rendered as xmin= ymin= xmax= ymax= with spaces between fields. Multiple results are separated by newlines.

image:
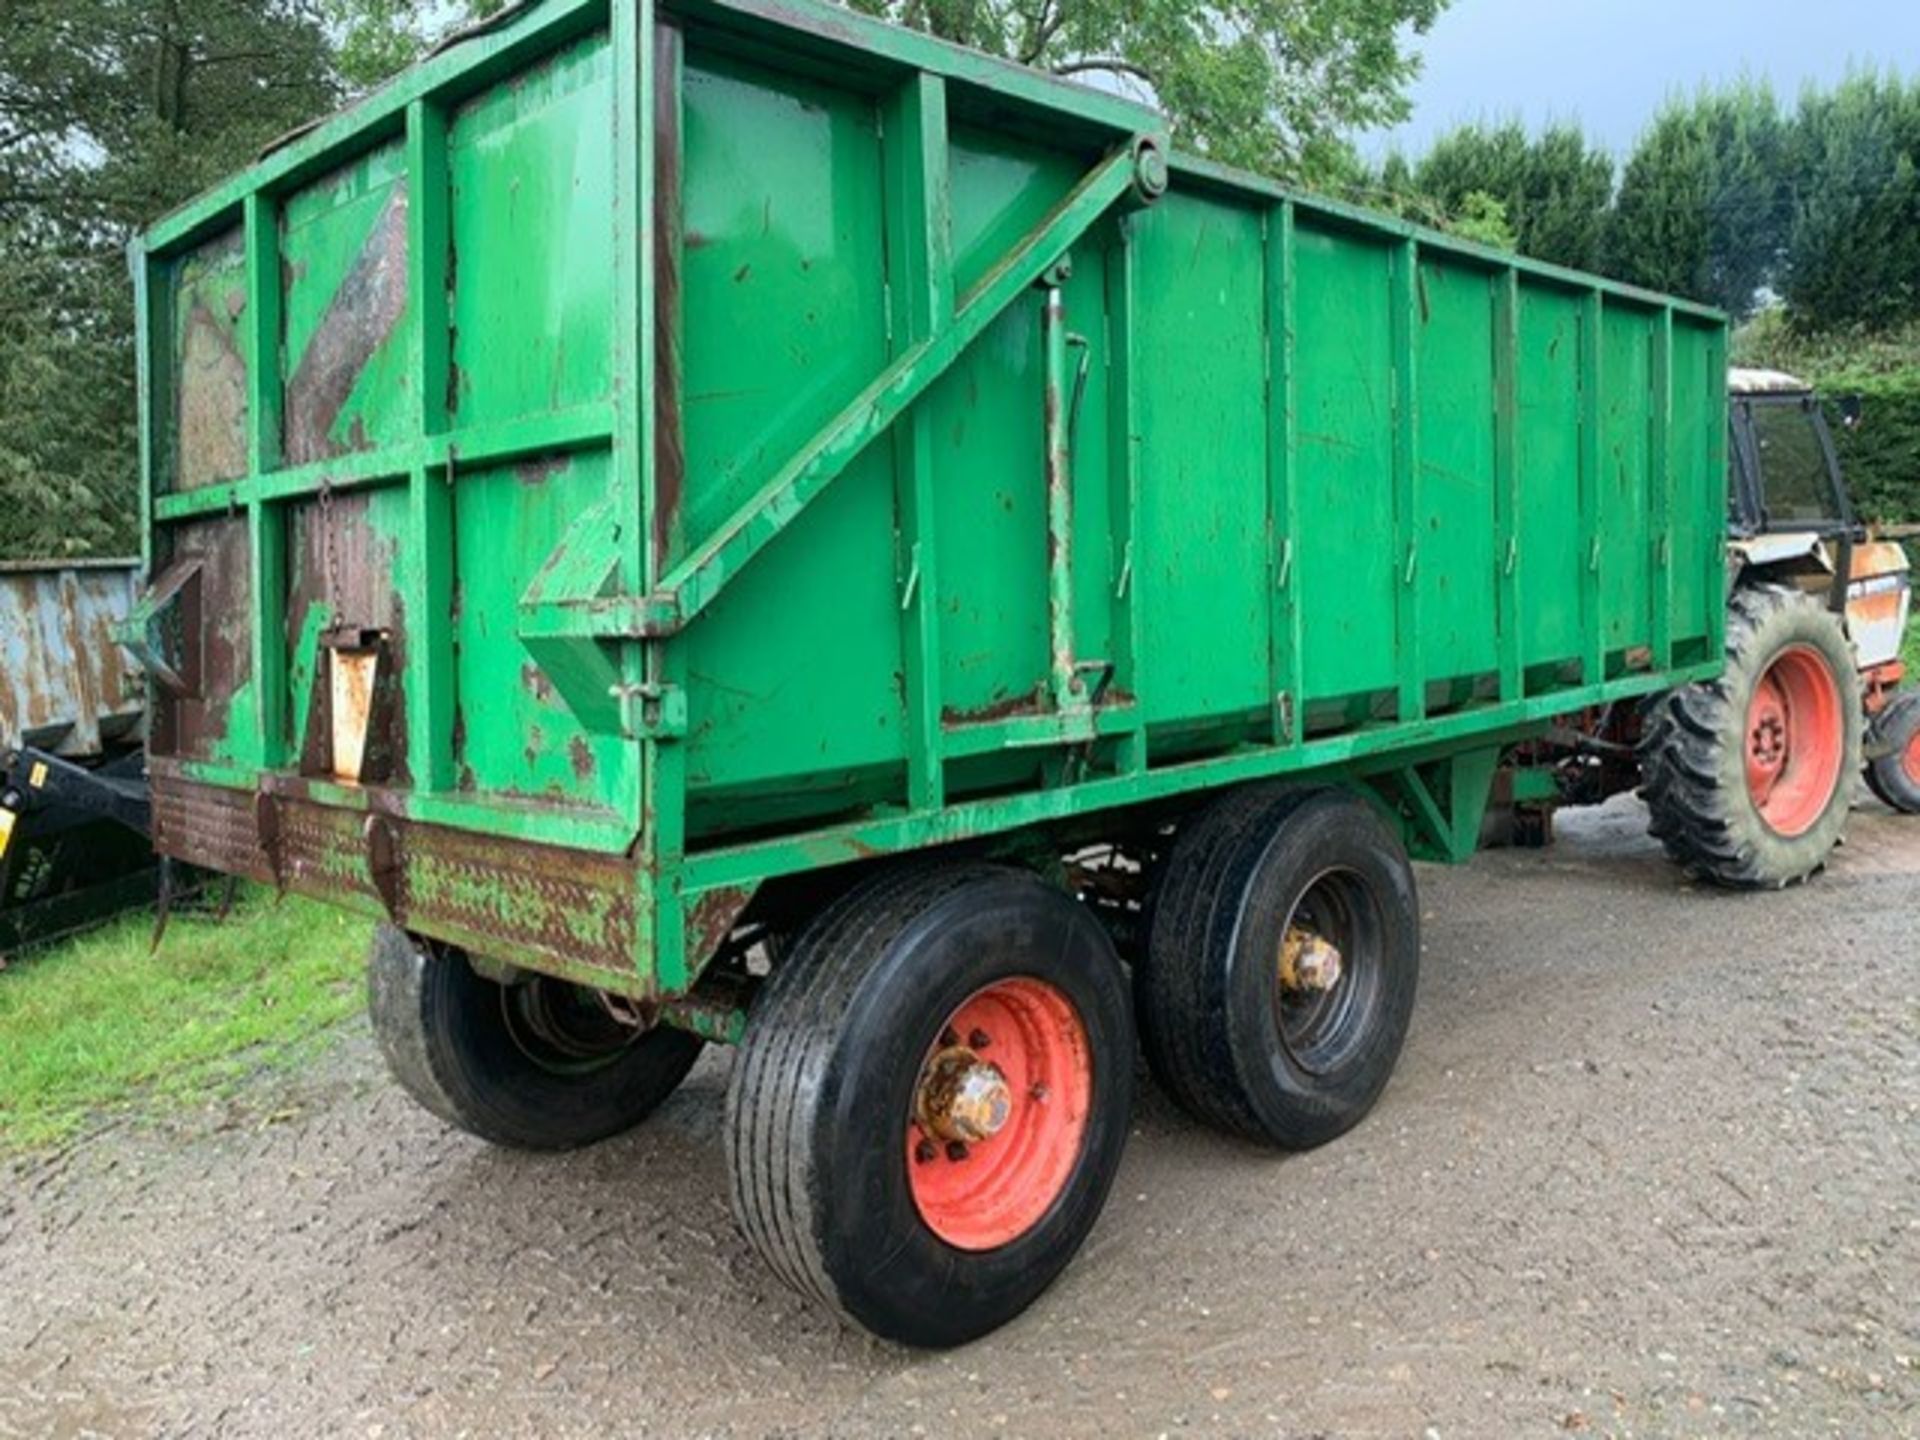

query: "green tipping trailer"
xmin=130 ymin=0 xmax=1727 ymax=1345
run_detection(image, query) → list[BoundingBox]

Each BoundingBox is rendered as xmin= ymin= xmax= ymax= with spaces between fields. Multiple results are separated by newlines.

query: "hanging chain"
xmin=318 ymin=474 xmax=340 ymax=618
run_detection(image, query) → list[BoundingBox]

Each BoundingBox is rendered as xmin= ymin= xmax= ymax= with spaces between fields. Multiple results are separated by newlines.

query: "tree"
xmin=1781 ymin=71 xmax=1920 ymax=331
xmin=1390 ymin=121 xmax=1610 ymax=268
xmin=846 ymin=0 xmax=1451 ymax=183
xmin=1518 ymin=123 xmax=1614 ymax=271
xmin=1694 ymin=80 xmax=1788 ymax=320
xmin=0 ymin=0 xmax=344 ymax=556
xmin=1450 ymin=190 xmax=1516 ymax=251
xmin=325 ymin=0 xmax=513 ymax=92
xmin=0 ymin=0 xmax=494 ymax=557
xmin=1605 ymin=102 xmax=1713 ymax=301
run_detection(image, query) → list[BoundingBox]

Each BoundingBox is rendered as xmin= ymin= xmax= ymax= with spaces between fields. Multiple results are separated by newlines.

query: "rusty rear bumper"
xmin=149 ymin=766 xmax=649 ymax=997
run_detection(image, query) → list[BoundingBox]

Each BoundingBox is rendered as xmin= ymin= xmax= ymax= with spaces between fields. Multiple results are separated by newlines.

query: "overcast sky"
xmin=1368 ymin=0 xmax=1920 ymax=159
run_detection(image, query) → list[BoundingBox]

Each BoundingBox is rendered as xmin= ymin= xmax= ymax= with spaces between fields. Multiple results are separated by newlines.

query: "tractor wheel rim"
xmin=906 ymin=977 xmax=1092 ymax=1252
xmin=1744 ymin=643 xmax=1845 ymax=838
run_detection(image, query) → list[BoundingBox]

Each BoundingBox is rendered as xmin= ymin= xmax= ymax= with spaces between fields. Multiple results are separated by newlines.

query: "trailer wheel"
xmin=1865 ymin=689 xmax=1920 ymax=814
xmin=1641 ymin=584 xmax=1863 ymax=888
xmin=1138 ymin=786 xmax=1420 ymax=1150
xmin=366 ymin=925 xmax=702 ymax=1151
xmin=724 ymin=865 xmax=1132 ymax=1348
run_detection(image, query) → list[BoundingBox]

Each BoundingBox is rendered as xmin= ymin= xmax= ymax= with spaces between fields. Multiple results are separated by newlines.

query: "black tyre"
xmin=1641 ymin=583 xmax=1863 ymax=888
xmin=1137 ymin=785 xmax=1421 ymax=1150
xmin=724 ymin=864 xmax=1133 ymax=1348
xmin=1865 ymin=689 xmax=1920 ymax=814
xmin=367 ymin=924 xmax=703 ymax=1151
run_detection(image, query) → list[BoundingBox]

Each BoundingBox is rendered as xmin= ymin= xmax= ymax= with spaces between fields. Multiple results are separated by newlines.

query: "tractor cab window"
xmin=1749 ymin=398 xmax=1844 ymax=529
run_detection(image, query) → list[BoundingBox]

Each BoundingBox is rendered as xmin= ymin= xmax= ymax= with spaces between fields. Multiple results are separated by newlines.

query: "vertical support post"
xmin=1579 ymin=289 xmax=1606 ymax=686
xmin=243 ymin=192 xmax=288 ymax=767
xmin=1704 ymin=324 xmax=1730 ymax=663
xmin=404 ymin=99 xmax=455 ymax=790
xmin=132 ymin=247 xmax=159 ymax=578
xmin=1265 ymin=201 xmax=1302 ymax=745
xmin=883 ymin=73 xmax=952 ymax=810
xmin=1650 ymin=305 xmax=1675 ymax=671
xmin=623 ymin=1 xmax=691 ymax=993
xmin=407 ymin=101 xmax=451 ymax=441
xmin=1104 ymin=219 xmax=1146 ymax=774
xmin=1391 ymin=240 xmax=1424 ymax=723
xmin=1041 ymin=276 xmax=1082 ymax=717
xmin=1493 ymin=266 xmax=1522 ymax=702
xmin=243 ymin=195 xmax=283 ymax=477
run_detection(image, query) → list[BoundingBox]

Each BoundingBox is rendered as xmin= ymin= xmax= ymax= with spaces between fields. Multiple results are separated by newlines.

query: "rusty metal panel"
xmin=170 ymin=227 xmax=251 ymax=492
xmin=283 ymin=489 xmax=410 ymax=783
xmin=149 ymin=769 xmax=644 ymax=993
xmin=282 ymin=146 xmax=414 ymax=465
xmin=147 ymin=517 xmax=253 ymax=764
xmin=0 ymin=560 xmax=142 ymax=758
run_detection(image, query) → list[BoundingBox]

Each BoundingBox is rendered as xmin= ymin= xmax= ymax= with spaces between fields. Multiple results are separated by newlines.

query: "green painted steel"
xmin=130 ymin=0 xmax=1729 ymax=1004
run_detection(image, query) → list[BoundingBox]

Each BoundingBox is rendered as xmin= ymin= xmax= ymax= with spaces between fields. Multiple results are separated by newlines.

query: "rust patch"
xmin=175 ymin=303 xmax=250 ymax=491
xmin=515 ymin=455 xmax=568 ymax=488
xmin=567 ymin=734 xmax=595 ymax=783
xmin=520 ymin=661 xmax=558 ymax=704
xmin=152 ymin=770 xmax=647 ymax=991
xmin=284 ymin=187 xmax=411 ymax=465
xmin=686 ymin=885 xmax=755 ymax=971
xmin=285 ymin=492 xmax=409 ymax=784
xmin=942 ymin=686 xmax=1047 ymax=728
xmin=0 ymin=563 xmax=142 ymax=758
xmin=149 ymin=517 xmax=252 ymax=761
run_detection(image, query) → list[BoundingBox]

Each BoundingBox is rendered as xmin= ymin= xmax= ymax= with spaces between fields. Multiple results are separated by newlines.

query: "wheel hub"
xmin=505 ymin=974 xmax=637 ymax=1068
xmin=916 ymin=1047 xmax=1014 ymax=1144
xmin=1742 ymin=643 xmax=1846 ymax=838
xmin=1748 ymin=705 xmax=1788 ymax=774
xmin=1280 ymin=924 xmax=1344 ymax=993
xmin=904 ymin=978 xmax=1093 ymax=1252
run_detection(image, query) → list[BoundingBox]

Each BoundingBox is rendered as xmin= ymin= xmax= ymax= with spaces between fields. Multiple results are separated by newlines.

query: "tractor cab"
xmin=1728 ymin=368 xmax=1854 ymax=539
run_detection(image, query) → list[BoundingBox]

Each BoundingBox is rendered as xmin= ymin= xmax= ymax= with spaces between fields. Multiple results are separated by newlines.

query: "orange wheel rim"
xmin=1744 ymin=644 xmax=1845 ymax=837
xmin=905 ymin=978 xmax=1092 ymax=1252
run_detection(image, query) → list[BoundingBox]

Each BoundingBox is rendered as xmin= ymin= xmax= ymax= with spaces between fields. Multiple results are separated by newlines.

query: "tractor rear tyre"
xmin=724 ymin=864 xmax=1133 ymax=1348
xmin=1865 ymin=689 xmax=1920 ymax=814
xmin=1137 ymin=785 xmax=1421 ymax=1150
xmin=1641 ymin=584 xmax=1862 ymax=888
xmin=367 ymin=924 xmax=703 ymax=1150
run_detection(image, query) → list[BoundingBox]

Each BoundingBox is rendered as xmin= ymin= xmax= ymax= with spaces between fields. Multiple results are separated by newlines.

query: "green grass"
xmin=1904 ymin=619 xmax=1920 ymax=682
xmin=0 ymin=892 xmax=370 ymax=1153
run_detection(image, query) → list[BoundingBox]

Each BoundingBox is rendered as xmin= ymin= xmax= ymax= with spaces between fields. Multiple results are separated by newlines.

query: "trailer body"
xmin=130 ymin=0 xmax=1728 ymax=1012
xmin=1 ymin=560 xmax=143 ymax=758
xmin=1 ymin=560 xmax=162 ymax=954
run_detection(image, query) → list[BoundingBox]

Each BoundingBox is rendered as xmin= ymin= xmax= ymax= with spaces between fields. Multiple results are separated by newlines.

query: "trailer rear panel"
xmin=131 ymin=0 xmax=1727 ymax=1006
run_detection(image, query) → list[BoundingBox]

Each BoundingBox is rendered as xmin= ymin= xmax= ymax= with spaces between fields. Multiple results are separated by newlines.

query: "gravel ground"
xmin=2 ymin=794 xmax=1915 ymax=1440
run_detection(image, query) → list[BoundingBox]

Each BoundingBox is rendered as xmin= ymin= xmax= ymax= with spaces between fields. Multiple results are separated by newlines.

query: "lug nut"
xmin=968 ymin=1028 xmax=991 ymax=1049
xmin=915 ymin=1138 xmax=938 ymax=1164
xmin=941 ymin=1026 xmax=960 ymax=1048
xmin=1030 ymin=1083 xmax=1050 ymax=1103
xmin=945 ymin=1140 xmax=970 ymax=1162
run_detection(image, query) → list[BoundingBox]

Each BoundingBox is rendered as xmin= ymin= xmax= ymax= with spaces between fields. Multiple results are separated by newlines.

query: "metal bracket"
xmin=611 ymin=682 xmax=688 ymax=741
